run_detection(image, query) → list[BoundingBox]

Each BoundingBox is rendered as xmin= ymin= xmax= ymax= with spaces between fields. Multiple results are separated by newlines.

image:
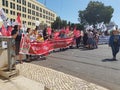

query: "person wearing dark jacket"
xmin=109 ymin=30 xmax=120 ymax=60
xmin=11 ymin=25 xmax=22 ymax=63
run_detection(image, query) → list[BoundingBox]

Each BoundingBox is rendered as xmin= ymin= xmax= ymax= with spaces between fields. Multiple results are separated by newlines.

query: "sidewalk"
xmin=0 ymin=76 xmax=45 ymax=90
xmin=15 ymin=63 xmax=109 ymax=90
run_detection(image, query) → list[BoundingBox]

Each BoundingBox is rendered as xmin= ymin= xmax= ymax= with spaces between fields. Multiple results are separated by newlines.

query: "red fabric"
xmin=7 ymin=26 xmax=12 ymax=36
xmin=1 ymin=25 xmax=8 ymax=36
xmin=54 ymin=32 xmax=60 ymax=39
xmin=16 ymin=13 xmax=22 ymax=27
xmin=19 ymin=34 xmax=30 ymax=54
xmin=65 ymin=26 xmax=70 ymax=34
xmin=29 ymin=41 xmax=53 ymax=55
xmin=73 ymin=26 xmax=77 ymax=35
xmin=47 ymin=27 xmax=52 ymax=35
xmin=73 ymin=27 xmax=81 ymax=38
xmin=53 ymin=37 xmax=73 ymax=49
xmin=20 ymin=37 xmax=74 ymax=55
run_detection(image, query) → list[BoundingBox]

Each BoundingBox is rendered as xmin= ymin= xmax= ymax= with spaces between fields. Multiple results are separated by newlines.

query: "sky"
xmin=38 ymin=0 xmax=120 ymax=28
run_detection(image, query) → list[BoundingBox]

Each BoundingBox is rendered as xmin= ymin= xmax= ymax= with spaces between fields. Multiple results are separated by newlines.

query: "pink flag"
xmin=47 ymin=27 xmax=52 ymax=35
xmin=16 ymin=13 xmax=22 ymax=27
xmin=1 ymin=25 xmax=8 ymax=36
xmin=7 ymin=26 xmax=12 ymax=36
xmin=73 ymin=26 xmax=77 ymax=35
xmin=65 ymin=26 xmax=70 ymax=34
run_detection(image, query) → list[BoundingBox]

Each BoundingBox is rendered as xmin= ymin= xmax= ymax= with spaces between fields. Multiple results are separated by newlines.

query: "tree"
xmin=52 ymin=17 xmax=69 ymax=29
xmin=78 ymin=1 xmax=114 ymax=25
xmin=51 ymin=17 xmax=61 ymax=29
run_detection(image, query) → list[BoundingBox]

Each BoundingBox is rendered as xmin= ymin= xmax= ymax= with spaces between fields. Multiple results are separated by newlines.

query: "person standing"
xmin=109 ymin=30 xmax=120 ymax=60
xmin=11 ymin=25 xmax=22 ymax=63
xmin=74 ymin=29 xmax=81 ymax=48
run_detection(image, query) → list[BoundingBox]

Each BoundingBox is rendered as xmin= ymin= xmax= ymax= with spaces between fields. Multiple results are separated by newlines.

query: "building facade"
xmin=0 ymin=0 xmax=57 ymax=28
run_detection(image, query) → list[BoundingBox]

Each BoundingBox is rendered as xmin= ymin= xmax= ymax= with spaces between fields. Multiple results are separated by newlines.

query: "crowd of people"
xmin=1 ymin=23 xmax=120 ymax=63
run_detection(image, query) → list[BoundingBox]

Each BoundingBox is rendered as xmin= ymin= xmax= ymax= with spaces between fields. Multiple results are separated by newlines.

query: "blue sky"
xmin=38 ymin=0 xmax=120 ymax=27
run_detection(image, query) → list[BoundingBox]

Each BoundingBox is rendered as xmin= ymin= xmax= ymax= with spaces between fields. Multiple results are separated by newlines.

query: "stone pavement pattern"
xmin=0 ymin=76 xmax=44 ymax=90
xmin=16 ymin=63 xmax=109 ymax=90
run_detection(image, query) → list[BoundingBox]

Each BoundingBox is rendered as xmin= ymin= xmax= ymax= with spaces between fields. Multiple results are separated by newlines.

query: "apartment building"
xmin=0 ymin=0 xmax=57 ymax=28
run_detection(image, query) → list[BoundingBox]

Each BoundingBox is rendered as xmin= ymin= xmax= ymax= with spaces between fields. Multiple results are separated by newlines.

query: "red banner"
xmin=52 ymin=37 xmax=74 ymax=49
xmin=29 ymin=41 xmax=52 ymax=55
xmin=20 ymin=34 xmax=74 ymax=55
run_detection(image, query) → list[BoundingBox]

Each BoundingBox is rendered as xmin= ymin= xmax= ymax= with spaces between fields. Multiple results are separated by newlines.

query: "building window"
xmin=13 ymin=3 xmax=15 ymax=9
xmin=28 ymin=22 xmax=31 ymax=25
xmin=51 ymin=13 xmax=52 ymax=16
xmin=2 ymin=0 xmax=5 ymax=6
xmin=6 ymin=9 xmax=8 ymax=14
xmin=32 ymin=4 xmax=35 ymax=9
xmin=2 ymin=0 xmax=8 ymax=7
xmin=10 ymin=2 xmax=15 ymax=9
xmin=49 ymin=12 xmax=50 ymax=15
xmin=32 ymin=10 xmax=35 ymax=15
xmin=36 ymin=18 xmax=39 ymax=20
xmin=40 ymin=13 xmax=42 ymax=17
xmin=40 ymin=8 xmax=42 ymax=12
xmin=17 ymin=0 xmax=21 ymax=4
xmin=28 ymin=15 xmax=31 ymax=19
xmin=10 ymin=10 xmax=15 ymax=15
xmin=43 ymin=15 xmax=45 ymax=18
xmin=23 ymin=21 xmax=26 ymax=24
xmin=28 ymin=9 xmax=31 ymax=14
xmin=22 ymin=0 xmax=26 ymax=5
xmin=17 ymin=5 xmax=21 ymax=11
xmin=10 ymin=10 xmax=12 ymax=15
xmin=36 ymin=12 xmax=39 ymax=17
xmin=22 ymin=7 xmax=26 ymax=13
xmin=6 ymin=1 xmax=8 ymax=7
xmin=13 ymin=11 xmax=15 ymax=15
xmin=28 ymin=2 xmax=31 ymax=8
xmin=36 ymin=6 xmax=39 ymax=10
xmin=53 ymin=14 xmax=55 ymax=17
xmin=32 ymin=17 xmax=35 ymax=20
xmin=43 ymin=9 xmax=45 ymax=13
xmin=49 ymin=17 xmax=50 ymax=20
xmin=32 ymin=23 xmax=35 ymax=26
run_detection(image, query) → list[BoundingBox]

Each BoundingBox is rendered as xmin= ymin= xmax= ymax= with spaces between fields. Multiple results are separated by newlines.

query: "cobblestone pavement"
xmin=16 ymin=63 xmax=108 ymax=90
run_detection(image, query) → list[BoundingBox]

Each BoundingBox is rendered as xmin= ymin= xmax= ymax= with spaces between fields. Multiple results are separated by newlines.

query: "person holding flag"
xmin=11 ymin=13 xmax=23 ymax=63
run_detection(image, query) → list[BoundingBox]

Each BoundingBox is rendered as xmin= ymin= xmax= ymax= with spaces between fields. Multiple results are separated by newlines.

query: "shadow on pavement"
xmin=102 ymin=58 xmax=118 ymax=62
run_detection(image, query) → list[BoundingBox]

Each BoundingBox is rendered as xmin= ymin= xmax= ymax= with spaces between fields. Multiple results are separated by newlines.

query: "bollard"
xmin=0 ymin=36 xmax=19 ymax=78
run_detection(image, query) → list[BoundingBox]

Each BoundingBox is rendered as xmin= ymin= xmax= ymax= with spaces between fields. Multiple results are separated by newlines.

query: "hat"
xmin=112 ymin=30 xmax=120 ymax=33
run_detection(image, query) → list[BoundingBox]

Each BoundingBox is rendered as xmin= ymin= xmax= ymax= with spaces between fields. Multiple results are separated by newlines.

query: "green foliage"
xmin=78 ymin=1 xmax=114 ymax=25
xmin=51 ymin=17 xmax=84 ymax=30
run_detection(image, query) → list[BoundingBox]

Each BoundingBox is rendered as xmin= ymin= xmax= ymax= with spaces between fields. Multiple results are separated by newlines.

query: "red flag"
xmin=47 ymin=27 xmax=52 ymax=35
xmin=73 ymin=26 xmax=77 ymax=35
xmin=16 ymin=13 xmax=22 ymax=27
xmin=7 ymin=26 xmax=12 ymax=36
xmin=65 ymin=26 xmax=70 ymax=34
xmin=60 ymin=27 xmax=66 ymax=33
xmin=1 ymin=25 xmax=8 ymax=36
xmin=54 ymin=31 xmax=60 ymax=39
xmin=74 ymin=30 xmax=81 ymax=38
